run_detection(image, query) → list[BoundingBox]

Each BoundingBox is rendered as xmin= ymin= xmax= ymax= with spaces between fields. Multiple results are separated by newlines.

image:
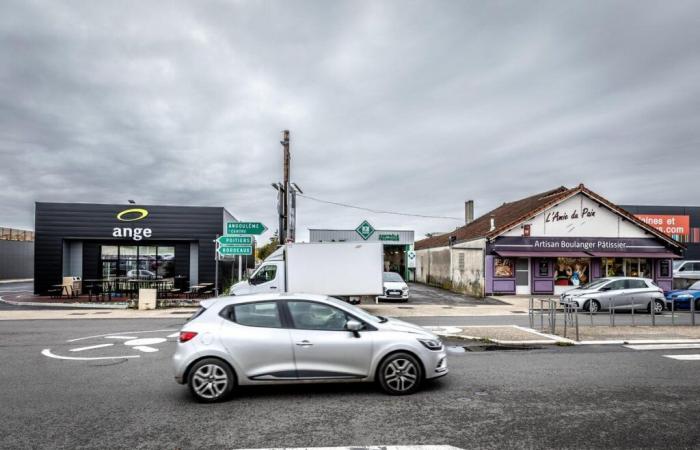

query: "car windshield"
xmin=383 ymin=272 xmax=404 ymax=282
xmin=673 ymin=261 xmax=683 ymax=270
xmin=325 ymin=296 xmax=383 ymax=323
xmin=580 ymin=278 xmax=611 ymax=290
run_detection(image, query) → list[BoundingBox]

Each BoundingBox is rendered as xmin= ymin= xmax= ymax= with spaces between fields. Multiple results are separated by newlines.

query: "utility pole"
xmin=281 ymin=130 xmax=290 ymax=243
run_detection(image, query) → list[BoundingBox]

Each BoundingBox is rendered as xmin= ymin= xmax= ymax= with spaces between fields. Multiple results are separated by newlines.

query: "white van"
xmin=674 ymin=260 xmax=700 ymax=279
xmin=229 ymin=242 xmax=384 ymax=304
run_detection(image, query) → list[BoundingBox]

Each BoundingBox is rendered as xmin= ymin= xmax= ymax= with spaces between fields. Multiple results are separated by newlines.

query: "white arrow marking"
xmin=104 ymin=335 xmax=137 ymax=340
xmin=133 ymin=346 xmax=158 ymax=353
xmin=167 ymin=333 xmax=180 ymax=338
xmin=70 ymin=343 xmax=114 ymax=352
xmin=42 ymin=349 xmax=140 ymax=361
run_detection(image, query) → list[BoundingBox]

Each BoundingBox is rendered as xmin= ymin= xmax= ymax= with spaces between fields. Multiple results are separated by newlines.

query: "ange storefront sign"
xmin=492 ymin=236 xmax=670 ymax=254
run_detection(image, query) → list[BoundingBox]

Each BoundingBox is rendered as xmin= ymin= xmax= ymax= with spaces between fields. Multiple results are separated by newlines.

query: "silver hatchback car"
xmin=173 ymin=293 xmax=448 ymax=402
xmin=560 ymin=277 xmax=666 ymax=313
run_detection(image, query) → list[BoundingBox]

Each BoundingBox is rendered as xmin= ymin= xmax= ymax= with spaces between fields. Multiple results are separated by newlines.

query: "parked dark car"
xmin=665 ymin=280 xmax=700 ymax=311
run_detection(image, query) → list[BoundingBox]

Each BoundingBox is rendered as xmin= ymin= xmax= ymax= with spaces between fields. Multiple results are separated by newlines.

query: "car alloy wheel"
xmin=586 ymin=300 xmax=600 ymax=313
xmin=188 ymin=358 xmax=234 ymax=403
xmin=378 ymin=352 xmax=422 ymax=395
xmin=653 ymin=300 xmax=664 ymax=314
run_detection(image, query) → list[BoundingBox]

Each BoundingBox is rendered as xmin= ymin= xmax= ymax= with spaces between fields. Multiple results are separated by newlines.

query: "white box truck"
xmin=229 ymin=242 xmax=383 ymax=303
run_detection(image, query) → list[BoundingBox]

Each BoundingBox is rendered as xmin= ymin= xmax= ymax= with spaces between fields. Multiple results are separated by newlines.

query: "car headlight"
xmin=418 ymin=338 xmax=443 ymax=351
xmin=402 ymin=287 xmax=409 ymax=292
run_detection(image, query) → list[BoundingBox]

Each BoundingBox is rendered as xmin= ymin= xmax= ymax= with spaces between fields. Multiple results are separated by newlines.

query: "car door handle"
xmin=269 ymin=286 xmax=277 ymax=289
xmin=295 ymin=340 xmax=313 ymax=347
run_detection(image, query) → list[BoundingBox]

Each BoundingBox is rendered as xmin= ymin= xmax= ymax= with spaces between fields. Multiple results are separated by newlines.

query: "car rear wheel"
xmin=188 ymin=358 xmax=235 ymax=403
xmin=377 ymin=352 xmax=423 ymax=395
xmin=585 ymin=300 xmax=600 ymax=313
xmin=648 ymin=300 xmax=664 ymax=314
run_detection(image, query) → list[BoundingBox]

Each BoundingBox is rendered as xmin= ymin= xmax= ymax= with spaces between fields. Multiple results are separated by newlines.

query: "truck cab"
xmin=230 ymin=247 xmax=285 ymax=295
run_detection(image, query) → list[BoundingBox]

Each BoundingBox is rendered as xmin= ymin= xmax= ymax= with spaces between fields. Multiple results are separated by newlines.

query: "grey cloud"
xmin=0 ymin=0 xmax=699 ymax=241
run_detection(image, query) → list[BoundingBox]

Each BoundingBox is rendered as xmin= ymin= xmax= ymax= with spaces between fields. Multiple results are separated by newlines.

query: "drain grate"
xmin=397 ymin=306 xmax=414 ymax=309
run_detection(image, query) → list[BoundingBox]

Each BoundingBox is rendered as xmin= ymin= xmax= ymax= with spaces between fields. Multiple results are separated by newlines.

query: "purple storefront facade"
xmin=484 ymin=236 xmax=680 ymax=295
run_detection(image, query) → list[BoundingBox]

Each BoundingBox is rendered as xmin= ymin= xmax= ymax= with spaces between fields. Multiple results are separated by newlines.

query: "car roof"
xmin=599 ymin=277 xmax=653 ymax=281
xmin=202 ymin=292 xmax=332 ymax=308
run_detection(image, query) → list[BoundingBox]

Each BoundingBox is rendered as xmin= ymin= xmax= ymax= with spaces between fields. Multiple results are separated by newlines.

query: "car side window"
xmin=625 ymin=280 xmax=647 ymax=289
xmin=287 ymin=301 xmax=352 ymax=331
xmin=605 ymin=280 xmax=626 ymax=291
xmin=250 ymin=265 xmax=277 ymax=285
xmin=227 ymin=301 xmax=282 ymax=328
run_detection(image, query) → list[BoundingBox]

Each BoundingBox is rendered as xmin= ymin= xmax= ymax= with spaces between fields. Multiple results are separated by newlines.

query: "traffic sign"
xmin=217 ymin=245 xmax=253 ymax=256
xmin=217 ymin=235 xmax=253 ymax=245
xmin=227 ymin=222 xmax=267 ymax=235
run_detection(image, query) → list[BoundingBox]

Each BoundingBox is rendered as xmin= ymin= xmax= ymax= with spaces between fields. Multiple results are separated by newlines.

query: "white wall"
xmin=501 ymin=193 xmax=652 ymax=238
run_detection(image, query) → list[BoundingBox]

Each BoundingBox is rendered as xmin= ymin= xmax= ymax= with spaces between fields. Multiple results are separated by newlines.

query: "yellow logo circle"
xmin=116 ymin=208 xmax=149 ymax=222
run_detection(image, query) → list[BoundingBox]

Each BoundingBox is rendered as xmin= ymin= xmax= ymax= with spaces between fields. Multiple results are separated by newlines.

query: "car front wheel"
xmin=188 ymin=358 xmax=235 ymax=403
xmin=377 ymin=352 xmax=423 ymax=395
xmin=585 ymin=300 xmax=600 ymax=313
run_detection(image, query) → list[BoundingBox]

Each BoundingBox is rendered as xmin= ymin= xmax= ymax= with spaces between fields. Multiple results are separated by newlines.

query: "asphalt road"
xmin=1 ymin=318 xmax=699 ymax=449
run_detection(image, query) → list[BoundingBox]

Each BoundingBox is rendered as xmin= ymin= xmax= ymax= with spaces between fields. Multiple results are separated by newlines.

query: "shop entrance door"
xmin=515 ymin=258 xmax=530 ymax=295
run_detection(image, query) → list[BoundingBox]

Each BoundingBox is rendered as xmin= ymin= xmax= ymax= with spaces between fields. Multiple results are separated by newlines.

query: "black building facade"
xmin=34 ymin=202 xmax=240 ymax=295
xmin=621 ymin=205 xmax=700 ymax=260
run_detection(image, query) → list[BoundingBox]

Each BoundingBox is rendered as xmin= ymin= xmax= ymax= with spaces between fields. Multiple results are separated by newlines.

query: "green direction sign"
xmin=217 ymin=235 xmax=252 ymax=245
xmin=227 ymin=222 xmax=267 ymax=235
xmin=378 ymin=233 xmax=400 ymax=241
xmin=355 ymin=220 xmax=375 ymax=240
xmin=217 ymin=245 xmax=253 ymax=256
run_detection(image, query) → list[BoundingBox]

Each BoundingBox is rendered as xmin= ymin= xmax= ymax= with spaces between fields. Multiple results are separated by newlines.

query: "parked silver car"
xmin=560 ymin=277 xmax=666 ymax=313
xmin=173 ymin=293 xmax=448 ymax=402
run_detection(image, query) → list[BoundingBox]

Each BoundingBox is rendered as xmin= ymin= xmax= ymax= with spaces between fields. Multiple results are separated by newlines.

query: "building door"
xmin=515 ymin=258 xmax=530 ymax=295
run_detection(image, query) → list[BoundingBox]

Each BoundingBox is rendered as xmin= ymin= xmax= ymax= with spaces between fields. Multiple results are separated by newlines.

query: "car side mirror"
xmin=346 ymin=319 xmax=363 ymax=337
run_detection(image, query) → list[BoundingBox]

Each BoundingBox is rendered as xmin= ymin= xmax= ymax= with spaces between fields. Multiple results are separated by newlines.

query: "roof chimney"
xmin=489 ymin=214 xmax=496 ymax=232
xmin=465 ymin=200 xmax=474 ymax=225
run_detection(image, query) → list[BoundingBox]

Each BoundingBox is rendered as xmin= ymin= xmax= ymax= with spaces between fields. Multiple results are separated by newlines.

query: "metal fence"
xmin=529 ymin=296 xmax=698 ymax=341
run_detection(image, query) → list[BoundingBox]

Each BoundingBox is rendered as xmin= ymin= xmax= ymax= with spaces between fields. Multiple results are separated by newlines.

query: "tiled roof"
xmin=414 ymin=184 xmax=684 ymax=251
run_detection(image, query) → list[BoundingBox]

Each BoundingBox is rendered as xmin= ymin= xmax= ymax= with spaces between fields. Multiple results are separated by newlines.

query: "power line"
xmin=296 ymin=193 xmax=463 ymax=221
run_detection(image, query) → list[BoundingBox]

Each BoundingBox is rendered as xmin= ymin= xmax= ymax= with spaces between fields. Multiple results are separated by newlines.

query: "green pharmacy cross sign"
xmin=226 ymin=222 xmax=267 ymax=235
xmin=217 ymin=245 xmax=253 ymax=256
xmin=355 ymin=220 xmax=375 ymax=240
xmin=217 ymin=235 xmax=252 ymax=245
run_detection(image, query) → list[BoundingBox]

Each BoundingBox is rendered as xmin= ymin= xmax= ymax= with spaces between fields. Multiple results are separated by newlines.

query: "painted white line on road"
xmin=133 ymin=345 xmax=159 ymax=353
xmin=237 ymin=446 xmax=463 ymax=450
xmin=67 ymin=328 xmax=177 ymax=342
xmin=664 ymin=354 xmax=700 ymax=361
xmin=167 ymin=332 xmax=180 ymax=338
xmin=124 ymin=337 xmax=167 ymax=346
xmin=42 ymin=349 xmax=140 ymax=361
xmin=625 ymin=343 xmax=700 ymax=351
xmin=104 ymin=335 xmax=137 ymax=340
xmin=69 ymin=343 xmax=114 ymax=352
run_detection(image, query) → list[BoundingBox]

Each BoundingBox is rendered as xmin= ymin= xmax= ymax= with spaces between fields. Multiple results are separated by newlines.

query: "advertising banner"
xmin=635 ymin=214 xmax=690 ymax=241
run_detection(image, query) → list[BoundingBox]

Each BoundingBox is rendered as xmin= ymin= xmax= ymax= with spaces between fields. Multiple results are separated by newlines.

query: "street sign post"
xmin=217 ymin=245 xmax=253 ymax=256
xmin=227 ymin=222 xmax=267 ymax=235
xmin=217 ymin=235 xmax=253 ymax=245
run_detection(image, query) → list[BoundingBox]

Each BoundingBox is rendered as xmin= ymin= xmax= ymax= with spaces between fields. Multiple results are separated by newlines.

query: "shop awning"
xmin=494 ymin=251 xmax=590 ymax=258
xmin=585 ymin=251 xmax=681 ymax=259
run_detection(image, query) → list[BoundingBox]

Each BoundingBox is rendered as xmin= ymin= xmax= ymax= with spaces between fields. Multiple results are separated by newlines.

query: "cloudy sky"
xmin=1 ymin=0 xmax=699 ymax=242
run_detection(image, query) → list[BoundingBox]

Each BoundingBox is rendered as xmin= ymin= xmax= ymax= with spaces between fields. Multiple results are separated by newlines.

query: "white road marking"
xmin=69 ymin=343 xmax=114 ymax=352
xmin=625 ymin=343 xmax=700 ymax=351
xmin=167 ymin=332 xmax=180 ymax=338
xmin=104 ymin=335 xmax=138 ymax=340
xmin=42 ymin=349 xmax=140 ymax=361
xmin=663 ymin=354 xmax=700 ymax=361
xmin=67 ymin=329 xmax=177 ymax=342
xmin=124 ymin=337 xmax=167 ymax=346
xmin=133 ymin=346 xmax=159 ymax=353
